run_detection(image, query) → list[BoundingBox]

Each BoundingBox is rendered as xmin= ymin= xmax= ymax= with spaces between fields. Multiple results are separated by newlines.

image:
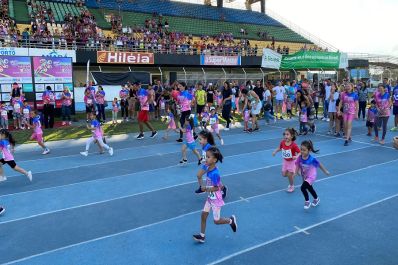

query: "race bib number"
xmin=208 ymin=191 xmax=217 ymax=200
xmin=343 ymin=103 xmax=349 ymax=113
xmin=87 ymin=99 xmax=93 ymax=105
xmin=14 ymin=104 xmax=20 ymax=110
xmin=1 ymin=111 xmax=7 ymax=116
xmin=282 ymin=149 xmax=293 ymax=159
xmin=209 ymin=118 xmax=216 ymax=125
xmin=201 ymin=150 xmax=207 ymax=161
xmin=23 ymin=109 xmax=30 ymax=114
xmin=160 ymin=102 xmax=165 ymax=109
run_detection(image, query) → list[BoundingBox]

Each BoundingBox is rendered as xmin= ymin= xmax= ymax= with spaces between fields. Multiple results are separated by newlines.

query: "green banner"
xmin=281 ymin=50 xmax=345 ymax=70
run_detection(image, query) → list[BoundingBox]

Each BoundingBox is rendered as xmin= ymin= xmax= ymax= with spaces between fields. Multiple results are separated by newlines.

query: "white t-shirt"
xmin=325 ymin=85 xmax=332 ymax=99
xmin=273 ymin=86 xmax=285 ymax=101
xmin=328 ymin=92 xmax=339 ymax=113
xmin=264 ymin=89 xmax=271 ymax=102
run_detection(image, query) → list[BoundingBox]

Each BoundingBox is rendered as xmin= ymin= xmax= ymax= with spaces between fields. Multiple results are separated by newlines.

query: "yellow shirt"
xmin=195 ymin=90 xmax=206 ymax=105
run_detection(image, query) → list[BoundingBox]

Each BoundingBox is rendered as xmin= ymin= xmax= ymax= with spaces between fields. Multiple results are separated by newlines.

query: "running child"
xmin=366 ymin=100 xmax=377 ymax=136
xmin=80 ymin=112 xmax=113 ymax=157
xmin=112 ymin=97 xmax=119 ymax=124
xmin=200 ymin=106 xmax=210 ymax=130
xmin=295 ymin=140 xmax=330 ymax=210
xmin=0 ymin=102 xmax=8 ymax=129
xmin=209 ymin=106 xmax=224 ymax=145
xmin=272 ymin=128 xmax=300 ymax=192
xmin=195 ymin=130 xmax=228 ymax=198
xmin=21 ymin=102 xmax=31 ymax=130
xmin=193 ymin=147 xmax=237 ymax=243
xmin=179 ymin=116 xmax=201 ymax=165
xmin=299 ymin=102 xmax=308 ymax=135
xmin=30 ymin=110 xmax=50 ymax=155
xmin=0 ymin=129 xmax=32 ymax=182
xmin=162 ymin=106 xmax=178 ymax=140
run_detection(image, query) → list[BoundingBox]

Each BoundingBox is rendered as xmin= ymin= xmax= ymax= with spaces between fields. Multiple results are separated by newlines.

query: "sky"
xmin=173 ymin=0 xmax=397 ymax=56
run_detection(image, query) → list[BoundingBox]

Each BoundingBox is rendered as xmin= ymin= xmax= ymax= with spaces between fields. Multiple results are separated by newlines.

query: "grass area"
xmin=12 ymin=112 xmax=244 ymax=144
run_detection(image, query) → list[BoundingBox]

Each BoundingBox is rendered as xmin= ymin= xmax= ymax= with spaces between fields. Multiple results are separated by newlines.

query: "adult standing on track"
xmin=119 ymin=84 xmax=129 ymax=122
xmin=322 ymin=79 xmax=332 ymax=121
xmin=176 ymin=82 xmax=194 ymax=143
xmin=61 ymin=86 xmax=72 ymax=126
xmin=42 ymin=86 xmax=55 ymax=129
xmin=221 ymin=81 xmax=233 ymax=131
xmin=95 ymin=86 xmax=106 ymax=122
xmin=390 ymin=81 xmax=398 ymax=132
xmin=357 ymin=82 xmax=368 ymax=121
xmin=136 ymin=84 xmax=158 ymax=140
xmin=241 ymin=88 xmax=262 ymax=132
xmin=195 ymin=82 xmax=207 ymax=115
xmin=338 ymin=83 xmax=359 ymax=146
xmin=373 ymin=84 xmax=392 ymax=145
xmin=273 ymin=81 xmax=285 ymax=119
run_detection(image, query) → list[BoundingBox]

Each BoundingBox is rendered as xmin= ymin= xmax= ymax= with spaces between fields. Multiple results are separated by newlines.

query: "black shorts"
xmin=0 ymin=159 xmax=16 ymax=168
xmin=197 ymin=104 xmax=205 ymax=114
xmin=366 ymin=121 xmax=374 ymax=128
xmin=86 ymin=105 xmax=95 ymax=113
xmin=393 ymin=105 xmax=398 ymax=115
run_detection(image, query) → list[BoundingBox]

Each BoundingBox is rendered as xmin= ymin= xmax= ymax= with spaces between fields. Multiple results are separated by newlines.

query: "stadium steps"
xmin=89 ymin=8 xmax=111 ymax=29
xmin=12 ymin=0 xmax=31 ymax=23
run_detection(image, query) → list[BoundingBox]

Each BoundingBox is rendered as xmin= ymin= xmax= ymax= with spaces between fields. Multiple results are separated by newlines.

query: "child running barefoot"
xmin=193 ymin=147 xmax=237 ymax=243
xmin=272 ymin=128 xmax=300 ymax=192
xmin=30 ymin=110 xmax=50 ymax=155
xmin=295 ymin=140 xmax=330 ymax=210
xmin=162 ymin=107 xmax=178 ymax=140
xmin=209 ymin=106 xmax=224 ymax=145
xmin=195 ymin=130 xmax=228 ymax=198
xmin=180 ymin=116 xmax=202 ymax=165
xmin=80 ymin=112 xmax=113 ymax=157
xmin=0 ymin=129 xmax=32 ymax=182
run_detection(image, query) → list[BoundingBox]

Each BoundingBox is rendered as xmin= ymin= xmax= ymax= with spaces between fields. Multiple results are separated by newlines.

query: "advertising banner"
xmin=200 ymin=55 xmax=241 ymax=66
xmin=281 ymin=51 xmax=344 ymax=70
xmin=0 ymin=47 xmax=29 ymax=56
xmin=33 ymin=57 xmax=73 ymax=83
xmin=97 ymin=51 xmax=154 ymax=64
xmin=0 ymin=56 xmax=32 ymax=83
xmin=261 ymin=48 xmax=282 ymax=69
xmin=29 ymin=48 xmax=76 ymax=63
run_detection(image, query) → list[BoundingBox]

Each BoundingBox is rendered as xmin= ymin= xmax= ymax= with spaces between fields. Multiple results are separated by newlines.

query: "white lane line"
xmin=4 ymin=160 xmax=398 ymax=265
xmin=294 ymin=226 xmax=310 ymax=235
xmin=208 ymin=193 xmax=398 ymax=265
xmin=0 ymin=137 xmax=342 ymax=197
xmin=239 ymin=197 xmax=250 ymax=203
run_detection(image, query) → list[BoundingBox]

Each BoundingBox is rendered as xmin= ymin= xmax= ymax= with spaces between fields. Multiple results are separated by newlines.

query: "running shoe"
xmin=108 ymin=147 xmax=114 ymax=156
xmin=230 ymin=215 xmax=237 ymax=232
xmin=334 ymin=132 xmax=341 ymax=137
xmin=344 ymin=140 xmax=349 ymax=146
xmin=136 ymin=133 xmax=144 ymax=140
xmin=80 ymin=151 xmax=88 ymax=156
xmin=176 ymin=138 xmax=183 ymax=143
xmin=179 ymin=159 xmax=188 ymax=165
xmin=27 ymin=171 xmax=33 ymax=182
xmin=287 ymin=185 xmax=295 ymax=192
xmin=194 ymin=133 xmax=198 ymax=140
xmin=254 ymin=127 xmax=259 ymax=131
xmin=193 ymin=234 xmax=205 ymax=243
xmin=195 ymin=186 xmax=205 ymax=194
xmin=371 ymin=137 xmax=379 ymax=143
xmin=390 ymin=127 xmax=398 ymax=132
xmin=304 ymin=201 xmax=311 ymax=210
xmin=311 ymin=198 xmax=320 ymax=207
xmin=220 ymin=139 xmax=224 ymax=145
xmin=42 ymin=148 xmax=50 ymax=155
xmin=222 ymin=186 xmax=227 ymax=199
xmin=366 ymin=133 xmax=372 ymax=136
xmin=311 ymin=124 xmax=316 ymax=133
xmin=0 ymin=207 xmax=5 ymax=215
xmin=150 ymin=131 xmax=158 ymax=138
xmin=224 ymin=127 xmax=230 ymax=131
xmin=197 ymin=158 xmax=203 ymax=165
xmin=0 ymin=175 xmax=7 ymax=182
xmin=379 ymin=140 xmax=385 ymax=145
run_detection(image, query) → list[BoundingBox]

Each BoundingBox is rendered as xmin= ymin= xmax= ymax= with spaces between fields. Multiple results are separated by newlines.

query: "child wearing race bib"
xmin=22 ymin=102 xmax=31 ymax=130
xmin=195 ymin=130 xmax=228 ymax=197
xmin=295 ymin=140 xmax=330 ymax=210
xmin=162 ymin=106 xmax=178 ymax=140
xmin=200 ymin=106 xmax=210 ymax=130
xmin=84 ymin=90 xmax=95 ymax=122
xmin=209 ymin=106 xmax=224 ymax=145
xmin=112 ymin=97 xmax=119 ymax=125
xmin=30 ymin=110 xmax=50 ymax=155
xmin=366 ymin=100 xmax=377 ymax=137
xmin=12 ymin=97 xmax=23 ymax=130
xmin=0 ymin=102 xmax=8 ymax=130
xmin=0 ymin=129 xmax=32 ymax=182
xmin=179 ymin=116 xmax=201 ymax=165
xmin=272 ymin=128 xmax=300 ymax=192
xmin=193 ymin=147 xmax=237 ymax=243
xmin=80 ymin=112 xmax=113 ymax=157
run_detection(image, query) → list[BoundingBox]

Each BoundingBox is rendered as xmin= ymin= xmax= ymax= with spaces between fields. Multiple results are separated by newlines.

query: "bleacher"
xmin=28 ymin=0 xmax=87 ymax=22
xmin=85 ymin=0 xmax=282 ymax=27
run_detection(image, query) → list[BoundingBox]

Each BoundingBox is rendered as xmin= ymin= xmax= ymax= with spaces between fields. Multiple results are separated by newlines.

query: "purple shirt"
xmin=341 ymin=92 xmax=359 ymax=115
xmin=393 ymin=86 xmax=398 ymax=107
xmin=295 ymin=154 xmax=320 ymax=185
xmin=367 ymin=107 xmax=377 ymax=123
xmin=185 ymin=124 xmax=195 ymax=143
xmin=0 ymin=139 xmax=14 ymax=161
xmin=91 ymin=120 xmax=102 ymax=139
xmin=374 ymin=91 xmax=390 ymax=117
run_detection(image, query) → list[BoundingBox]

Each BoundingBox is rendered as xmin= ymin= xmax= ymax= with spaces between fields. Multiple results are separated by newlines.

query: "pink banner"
xmin=0 ymin=56 xmax=32 ymax=83
xmin=33 ymin=57 xmax=72 ymax=83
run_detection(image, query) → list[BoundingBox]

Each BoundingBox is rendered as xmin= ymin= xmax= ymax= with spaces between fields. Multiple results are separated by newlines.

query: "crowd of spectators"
xmin=0 ymin=0 xmax=19 ymax=46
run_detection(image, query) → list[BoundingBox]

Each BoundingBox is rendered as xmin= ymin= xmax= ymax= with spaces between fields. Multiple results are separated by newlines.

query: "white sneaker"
xmin=304 ymin=201 xmax=311 ymax=210
xmin=108 ymin=147 xmax=114 ymax=156
xmin=68 ymin=121 xmax=72 ymax=125
xmin=0 ymin=175 xmax=7 ymax=182
xmin=321 ymin=117 xmax=326 ymax=121
xmin=80 ymin=151 xmax=88 ymax=157
xmin=27 ymin=171 xmax=33 ymax=182
xmin=311 ymin=198 xmax=320 ymax=207
xmin=224 ymin=127 xmax=230 ymax=131
xmin=42 ymin=148 xmax=50 ymax=155
xmin=326 ymin=118 xmax=330 ymax=122
xmin=287 ymin=185 xmax=295 ymax=192
xmin=220 ymin=139 xmax=224 ymax=145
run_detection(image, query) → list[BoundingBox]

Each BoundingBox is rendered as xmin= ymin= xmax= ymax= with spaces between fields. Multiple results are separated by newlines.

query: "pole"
xmin=222 ymin=68 xmax=227 ymax=82
xmin=202 ymin=67 xmax=206 ymax=84
xmin=183 ymin=67 xmax=187 ymax=83
xmin=242 ymin=68 xmax=247 ymax=82
xmin=278 ymin=69 xmax=281 ymax=80
xmin=260 ymin=68 xmax=265 ymax=86
xmin=158 ymin=67 xmax=163 ymax=83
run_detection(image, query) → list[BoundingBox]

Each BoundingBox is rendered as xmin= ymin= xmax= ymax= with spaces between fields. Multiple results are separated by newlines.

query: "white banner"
xmin=261 ymin=48 xmax=282 ymax=69
xmin=0 ymin=47 xmax=29 ymax=56
xmin=28 ymin=48 xmax=76 ymax=62
xmin=339 ymin=52 xmax=348 ymax=69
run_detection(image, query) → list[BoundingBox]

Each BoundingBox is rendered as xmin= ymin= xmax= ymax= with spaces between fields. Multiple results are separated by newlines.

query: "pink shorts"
xmin=282 ymin=159 xmax=296 ymax=173
xmin=203 ymin=200 xmax=221 ymax=221
xmin=343 ymin=113 xmax=355 ymax=122
xmin=211 ymin=125 xmax=219 ymax=134
xmin=31 ymin=133 xmax=43 ymax=143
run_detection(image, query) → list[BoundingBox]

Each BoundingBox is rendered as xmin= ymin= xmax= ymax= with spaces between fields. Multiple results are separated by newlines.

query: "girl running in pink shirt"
xmin=338 ymin=83 xmax=359 ymax=146
xmin=295 ymin=140 xmax=330 ymax=210
xmin=179 ymin=116 xmax=201 ymax=165
xmin=0 ymin=129 xmax=32 ymax=182
xmin=272 ymin=128 xmax=300 ymax=192
xmin=209 ymin=107 xmax=224 ymax=145
xmin=193 ymin=147 xmax=237 ymax=243
xmin=30 ymin=110 xmax=50 ymax=155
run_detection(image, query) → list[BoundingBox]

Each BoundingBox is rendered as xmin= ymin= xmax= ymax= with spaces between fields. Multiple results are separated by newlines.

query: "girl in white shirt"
xmin=327 ymin=83 xmax=340 ymax=134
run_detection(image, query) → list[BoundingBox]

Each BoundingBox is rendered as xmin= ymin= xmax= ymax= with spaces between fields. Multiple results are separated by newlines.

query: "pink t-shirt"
xmin=90 ymin=120 xmax=102 ymax=139
xmin=0 ymin=139 xmax=14 ymax=161
xmin=139 ymin=95 xmax=149 ymax=111
xmin=295 ymin=155 xmax=320 ymax=185
xmin=341 ymin=92 xmax=359 ymax=115
xmin=178 ymin=91 xmax=192 ymax=112
xmin=374 ymin=91 xmax=390 ymax=117
xmin=185 ymin=124 xmax=195 ymax=143
xmin=95 ymin=91 xmax=105 ymax=105
xmin=62 ymin=92 xmax=72 ymax=106
xmin=202 ymin=164 xmax=224 ymax=207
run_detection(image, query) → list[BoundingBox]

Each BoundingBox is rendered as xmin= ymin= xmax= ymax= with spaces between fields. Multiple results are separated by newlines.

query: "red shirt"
xmin=279 ymin=140 xmax=300 ymax=161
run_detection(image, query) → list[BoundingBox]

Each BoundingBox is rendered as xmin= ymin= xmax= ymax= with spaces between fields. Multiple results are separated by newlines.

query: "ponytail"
xmin=301 ymin=140 xmax=319 ymax=153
